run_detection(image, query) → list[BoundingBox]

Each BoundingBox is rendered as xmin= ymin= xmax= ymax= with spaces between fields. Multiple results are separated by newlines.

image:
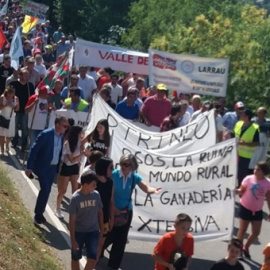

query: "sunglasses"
xmin=121 ymin=163 xmax=131 ymax=167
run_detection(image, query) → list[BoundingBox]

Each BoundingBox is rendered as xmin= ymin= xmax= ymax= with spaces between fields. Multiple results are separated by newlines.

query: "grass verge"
xmin=0 ymin=165 xmax=65 ymax=270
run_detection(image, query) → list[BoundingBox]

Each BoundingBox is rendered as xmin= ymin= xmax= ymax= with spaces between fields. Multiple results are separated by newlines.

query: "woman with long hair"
xmin=55 ymin=125 xmax=83 ymax=219
xmin=237 ymin=161 xmax=270 ymax=259
xmin=85 ymin=119 xmax=111 ymax=156
xmin=0 ymin=87 xmax=19 ymax=154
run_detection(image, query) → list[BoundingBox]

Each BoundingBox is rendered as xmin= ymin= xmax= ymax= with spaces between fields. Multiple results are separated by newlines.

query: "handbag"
xmin=0 ymin=115 xmax=10 ymax=129
xmin=0 ymin=108 xmax=13 ymax=129
xmin=114 ymin=174 xmax=135 ymax=227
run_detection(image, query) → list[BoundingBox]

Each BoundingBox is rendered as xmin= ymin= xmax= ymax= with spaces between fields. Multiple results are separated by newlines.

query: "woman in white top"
xmin=0 ymin=87 xmax=19 ymax=154
xmin=55 ymin=125 xmax=83 ymax=219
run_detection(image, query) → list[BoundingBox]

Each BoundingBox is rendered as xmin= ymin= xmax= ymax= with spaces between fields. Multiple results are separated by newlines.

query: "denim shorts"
xmin=71 ymin=230 xmax=99 ymax=260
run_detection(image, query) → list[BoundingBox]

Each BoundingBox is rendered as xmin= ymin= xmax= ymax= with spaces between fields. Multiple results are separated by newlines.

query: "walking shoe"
xmin=54 ymin=209 xmax=64 ymax=219
xmin=242 ymin=247 xmax=251 ymax=259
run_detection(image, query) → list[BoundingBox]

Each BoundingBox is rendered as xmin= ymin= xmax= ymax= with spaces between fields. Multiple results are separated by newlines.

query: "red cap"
xmin=234 ymin=101 xmax=244 ymax=110
xmin=39 ymin=86 xmax=48 ymax=95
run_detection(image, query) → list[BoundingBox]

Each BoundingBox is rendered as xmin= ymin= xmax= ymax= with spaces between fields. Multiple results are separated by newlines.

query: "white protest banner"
xmin=249 ymin=132 xmax=270 ymax=169
xmin=24 ymin=1 xmax=48 ymax=22
xmin=48 ymin=110 xmax=90 ymax=128
xmin=149 ymin=48 xmax=229 ymax=97
xmin=85 ymin=95 xmax=216 ymax=153
xmin=75 ymin=39 xmax=149 ymax=75
xmin=111 ymin=137 xmax=237 ymax=242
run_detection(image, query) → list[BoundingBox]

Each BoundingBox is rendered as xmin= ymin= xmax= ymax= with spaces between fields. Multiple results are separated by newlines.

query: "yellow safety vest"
xmin=234 ymin=121 xmax=259 ymax=158
xmin=64 ymin=98 xmax=88 ymax=112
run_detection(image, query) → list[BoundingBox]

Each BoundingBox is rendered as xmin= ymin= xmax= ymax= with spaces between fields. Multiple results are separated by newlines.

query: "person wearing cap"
xmin=25 ymin=85 xmax=49 ymax=147
xmin=190 ymin=100 xmax=212 ymax=122
xmin=116 ymin=87 xmax=139 ymax=120
xmin=140 ymin=83 xmax=172 ymax=127
xmin=63 ymin=87 xmax=89 ymax=112
xmin=42 ymin=45 xmax=56 ymax=69
xmin=21 ymin=57 xmax=40 ymax=87
xmin=191 ymin=94 xmax=201 ymax=113
xmin=0 ymin=54 xmax=13 ymax=95
xmin=10 ymin=69 xmax=35 ymax=151
xmin=223 ymin=101 xmax=245 ymax=132
xmin=234 ymin=109 xmax=260 ymax=186
xmin=160 ymin=103 xmax=184 ymax=132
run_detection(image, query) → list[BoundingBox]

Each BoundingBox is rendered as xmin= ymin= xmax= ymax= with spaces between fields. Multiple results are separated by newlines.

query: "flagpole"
xmin=23 ymin=98 xmax=38 ymax=168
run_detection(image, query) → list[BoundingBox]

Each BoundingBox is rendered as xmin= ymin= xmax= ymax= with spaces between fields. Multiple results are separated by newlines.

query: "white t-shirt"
xmin=61 ymin=140 xmax=81 ymax=166
xmin=109 ymin=83 xmax=123 ymax=104
xmin=78 ymin=75 xmax=97 ymax=101
xmin=28 ymin=98 xmax=48 ymax=130
xmin=179 ymin=112 xmax=191 ymax=127
xmin=34 ymin=63 xmax=47 ymax=77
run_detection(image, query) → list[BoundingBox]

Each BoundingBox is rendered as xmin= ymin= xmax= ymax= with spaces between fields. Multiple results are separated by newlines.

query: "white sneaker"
xmin=54 ymin=209 xmax=64 ymax=219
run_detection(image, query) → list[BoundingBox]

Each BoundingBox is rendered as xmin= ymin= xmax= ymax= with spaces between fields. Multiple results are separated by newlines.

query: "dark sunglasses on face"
xmin=121 ymin=163 xmax=131 ymax=167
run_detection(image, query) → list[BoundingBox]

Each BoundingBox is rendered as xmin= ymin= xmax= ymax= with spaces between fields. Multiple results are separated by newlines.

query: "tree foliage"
xmin=52 ymin=0 xmax=134 ymax=42
xmin=121 ymin=0 xmax=251 ymax=51
xmin=150 ymin=5 xmax=270 ymax=109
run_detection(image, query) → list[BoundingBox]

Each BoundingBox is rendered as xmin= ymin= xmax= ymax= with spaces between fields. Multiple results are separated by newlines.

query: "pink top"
xmin=240 ymin=174 xmax=270 ymax=214
xmin=141 ymin=95 xmax=172 ymax=127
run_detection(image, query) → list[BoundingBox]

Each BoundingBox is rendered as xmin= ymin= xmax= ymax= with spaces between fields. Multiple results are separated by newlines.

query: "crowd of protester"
xmin=1 ymin=1 xmax=270 ymax=270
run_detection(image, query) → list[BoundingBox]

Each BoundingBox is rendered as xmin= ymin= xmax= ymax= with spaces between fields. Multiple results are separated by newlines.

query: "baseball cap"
xmin=157 ymin=83 xmax=167 ymax=91
xmin=234 ymin=101 xmax=245 ymax=110
xmin=39 ymin=86 xmax=49 ymax=95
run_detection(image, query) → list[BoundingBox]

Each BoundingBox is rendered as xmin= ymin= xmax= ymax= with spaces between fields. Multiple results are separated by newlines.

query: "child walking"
xmin=69 ymin=171 xmax=104 ymax=270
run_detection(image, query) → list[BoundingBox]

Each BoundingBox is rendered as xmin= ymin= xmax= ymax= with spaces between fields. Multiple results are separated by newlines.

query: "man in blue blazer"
xmin=25 ymin=115 xmax=68 ymax=225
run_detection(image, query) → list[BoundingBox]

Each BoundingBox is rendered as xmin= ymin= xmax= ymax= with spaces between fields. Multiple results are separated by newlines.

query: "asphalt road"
xmin=0 ymin=148 xmax=269 ymax=270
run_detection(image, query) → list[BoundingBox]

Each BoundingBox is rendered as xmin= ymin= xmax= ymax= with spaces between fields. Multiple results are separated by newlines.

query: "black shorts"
xmin=239 ymin=204 xmax=263 ymax=221
xmin=60 ymin=163 xmax=79 ymax=176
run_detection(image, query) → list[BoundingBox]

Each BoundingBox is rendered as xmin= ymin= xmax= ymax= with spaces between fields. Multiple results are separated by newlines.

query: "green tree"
xmin=150 ymin=5 xmax=270 ymax=110
xmin=122 ymin=0 xmax=252 ymax=51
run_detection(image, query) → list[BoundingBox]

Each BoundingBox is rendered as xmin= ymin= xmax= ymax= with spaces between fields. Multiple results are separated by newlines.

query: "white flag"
xmin=10 ymin=27 xmax=24 ymax=70
xmin=0 ymin=0 xmax=9 ymax=17
xmin=69 ymin=47 xmax=74 ymax=71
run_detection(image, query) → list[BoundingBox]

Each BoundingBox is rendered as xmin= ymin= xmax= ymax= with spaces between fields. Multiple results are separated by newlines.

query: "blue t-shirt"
xmin=115 ymin=100 xmax=139 ymax=120
xmin=112 ymin=169 xmax=142 ymax=210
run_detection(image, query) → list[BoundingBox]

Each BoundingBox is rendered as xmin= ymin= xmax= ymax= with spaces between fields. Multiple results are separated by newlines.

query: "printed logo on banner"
xmin=181 ymin=60 xmax=195 ymax=74
xmin=153 ymin=54 xmax=176 ymax=71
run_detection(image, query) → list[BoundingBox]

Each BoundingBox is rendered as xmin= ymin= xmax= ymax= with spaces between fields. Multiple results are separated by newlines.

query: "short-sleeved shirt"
xmin=69 ymin=190 xmax=103 ymax=232
xmin=141 ymin=95 xmax=172 ymax=127
xmin=261 ymin=244 xmax=270 ymax=270
xmin=61 ymin=140 xmax=81 ymax=166
xmin=115 ymin=100 xmax=139 ymax=120
xmin=154 ymin=232 xmax=194 ymax=270
xmin=91 ymin=138 xmax=108 ymax=155
xmin=240 ymin=175 xmax=270 ymax=213
xmin=210 ymin=258 xmax=244 ymax=270
xmin=223 ymin=111 xmax=238 ymax=131
xmin=112 ymin=169 xmax=142 ymax=210
xmin=109 ymin=83 xmax=123 ymax=104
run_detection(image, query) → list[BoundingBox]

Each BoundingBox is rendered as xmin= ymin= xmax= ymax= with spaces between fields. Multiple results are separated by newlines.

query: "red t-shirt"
xmin=98 ymin=76 xmax=111 ymax=89
xmin=154 ymin=232 xmax=194 ymax=270
xmin=141 ymin=95 xmax=172 ymax=127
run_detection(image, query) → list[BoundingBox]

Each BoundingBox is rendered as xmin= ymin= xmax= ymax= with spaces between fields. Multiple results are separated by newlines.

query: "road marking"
xmin=9 ymin=153 xmax=87 ymax=268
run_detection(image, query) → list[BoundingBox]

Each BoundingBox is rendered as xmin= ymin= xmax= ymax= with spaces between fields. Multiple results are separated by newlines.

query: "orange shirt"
xmin=261 ymin=244 xmax=270 ymax=270
xmin=154 ymin=232 xmax=194 ymax=270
